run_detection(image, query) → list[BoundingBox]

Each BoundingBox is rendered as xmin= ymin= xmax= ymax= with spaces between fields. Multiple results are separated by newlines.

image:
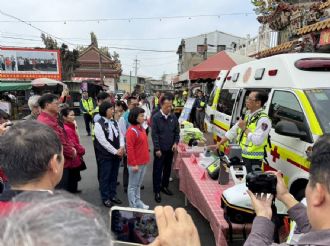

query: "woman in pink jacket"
xmin=61 ymin=107 xmax=86 ymax=193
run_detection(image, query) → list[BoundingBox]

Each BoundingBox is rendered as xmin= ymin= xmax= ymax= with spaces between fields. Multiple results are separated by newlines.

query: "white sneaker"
xmin=169 ymin=177 xmax=173 ymax=182
xmin=138 ymin=201 xmax=149 ymax=210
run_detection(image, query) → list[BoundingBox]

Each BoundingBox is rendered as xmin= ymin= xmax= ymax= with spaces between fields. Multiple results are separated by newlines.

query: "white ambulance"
xmin=211 ymin=53 xmax=330 ymax=200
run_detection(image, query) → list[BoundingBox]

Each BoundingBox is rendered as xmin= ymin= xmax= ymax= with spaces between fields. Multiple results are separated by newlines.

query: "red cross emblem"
xmin=271 ymin=146 xmax=280 ymax=163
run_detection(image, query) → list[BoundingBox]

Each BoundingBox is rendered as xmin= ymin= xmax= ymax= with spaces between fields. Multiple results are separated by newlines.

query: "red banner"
xmin=0 ymin=47 xmax=62 ymax=80
xmin=319 ymin=29 xmax=330 ymax=46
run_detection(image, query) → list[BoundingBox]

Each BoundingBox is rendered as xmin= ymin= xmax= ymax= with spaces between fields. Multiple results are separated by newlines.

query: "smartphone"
xmin=110 ymin=206 xmax=158 ymax=246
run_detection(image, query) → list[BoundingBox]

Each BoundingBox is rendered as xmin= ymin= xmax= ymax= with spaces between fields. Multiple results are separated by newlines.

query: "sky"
xmin=0 ymin=0 xmax=260 ymax=79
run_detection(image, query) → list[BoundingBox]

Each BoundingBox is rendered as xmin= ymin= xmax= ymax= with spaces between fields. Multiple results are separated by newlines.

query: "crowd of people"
xmin=2 ymin=87 xmax=330 ymax=245
xmin=0 ymin=120 xmax=200 ymax=246
xmin=0 ymin=88 xmax=200 ymax=245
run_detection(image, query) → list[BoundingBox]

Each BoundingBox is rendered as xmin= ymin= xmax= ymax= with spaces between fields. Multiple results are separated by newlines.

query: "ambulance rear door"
xmin=205 ymin=70 xmax=228 ymax=133
xmin=212 ymin=88 xmax=240 ymax=140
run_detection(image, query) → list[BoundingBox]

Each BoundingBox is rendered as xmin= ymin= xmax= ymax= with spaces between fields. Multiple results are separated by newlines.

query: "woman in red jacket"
xmin=126 ymin=107 xmax=150 ymax=209
xmin=61 ymin=107 xmax=86 ymax=193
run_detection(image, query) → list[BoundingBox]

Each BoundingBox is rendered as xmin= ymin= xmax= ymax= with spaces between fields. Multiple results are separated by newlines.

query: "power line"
xmin=0 ymin=31 xmax=182 ymax=41
xmin=100 ymin=46 xmax=176 ymax=53
xmin=0 ymin=9 xmax=75 ymax=46
xmin=0 ymin=33 xmax=176 ymax=53
xmin=0 ymin=35 xmax=41 ymax=42
xmin=0 ymin=12 xmax=254 ymax=23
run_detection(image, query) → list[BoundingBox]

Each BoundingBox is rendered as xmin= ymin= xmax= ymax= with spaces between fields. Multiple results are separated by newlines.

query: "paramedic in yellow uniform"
xmin=80 ymin=90 xmax=95 ymax=136
xmin=217 ymin=90 xmax=271 ymax=173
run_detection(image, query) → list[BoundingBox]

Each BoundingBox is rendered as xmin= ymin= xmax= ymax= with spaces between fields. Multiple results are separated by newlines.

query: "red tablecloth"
xmin=179 ymin=158 xmax=249 ymax=246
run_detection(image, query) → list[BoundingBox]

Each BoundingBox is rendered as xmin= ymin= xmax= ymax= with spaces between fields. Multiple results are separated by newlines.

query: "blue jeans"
xmin=128 ymin=165 xmax=147 ymax=208
xmin=99 ymin=158 xmax=120 ymax=201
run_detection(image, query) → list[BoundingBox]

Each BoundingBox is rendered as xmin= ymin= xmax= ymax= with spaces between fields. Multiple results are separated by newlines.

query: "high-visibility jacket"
xmin=173 ymin=98 xmax=184 ymax=107
xmin=81 ymin=98 xmax=94 ymax=113
xmin=154 ymin=97 xmax=159 ymax=107
xmin=237 ymin=112 xmax=270 ymax=160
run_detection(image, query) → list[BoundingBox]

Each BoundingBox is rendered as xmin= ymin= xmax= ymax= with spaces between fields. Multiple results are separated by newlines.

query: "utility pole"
xmin=133 ymin=56 xmax=140 ymax=93
xmin=203 ymin=34 xmax=208 ymax=60
xmin=99 ymin=50 xmax=103 ymax=84
xmin=129 ymin=71 xmax=132 ymax=93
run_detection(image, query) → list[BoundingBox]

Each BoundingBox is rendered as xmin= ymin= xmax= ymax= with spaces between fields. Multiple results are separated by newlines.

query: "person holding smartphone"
xmin=126 ymin=107 xmax=150 ymax=209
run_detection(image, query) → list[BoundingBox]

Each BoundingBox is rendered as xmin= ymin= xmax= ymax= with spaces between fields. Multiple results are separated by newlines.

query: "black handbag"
xmin=79 ymin=157 xmax=87 ymax=171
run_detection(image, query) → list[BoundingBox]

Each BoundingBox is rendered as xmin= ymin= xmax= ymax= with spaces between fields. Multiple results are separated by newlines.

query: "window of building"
xmin=269 ymin=90 xmax=308 ymax=132
xmin=217 ymin=45 xmax=226 ymax=52
xmin=216 ymin=89 xmax=239 ymax=116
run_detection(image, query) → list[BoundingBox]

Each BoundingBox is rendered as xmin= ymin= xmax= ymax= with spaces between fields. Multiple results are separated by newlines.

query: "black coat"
xmin=151 ymin=111 xmax=180 ymax=152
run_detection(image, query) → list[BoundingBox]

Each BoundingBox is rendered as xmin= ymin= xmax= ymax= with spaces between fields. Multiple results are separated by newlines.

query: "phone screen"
xmin=111 ymin=209 xmax=158 ymax=245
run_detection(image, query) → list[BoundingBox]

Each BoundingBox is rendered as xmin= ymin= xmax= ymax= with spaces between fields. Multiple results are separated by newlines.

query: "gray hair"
xmin=27 ymin=95 xmax=41 ymax=111
xmin=0 ymin=191 xmax=113 ymax=246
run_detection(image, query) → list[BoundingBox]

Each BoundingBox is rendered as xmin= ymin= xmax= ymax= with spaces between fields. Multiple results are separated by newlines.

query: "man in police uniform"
xmin=217 ymin=90 xmax=271 ymax=173
xmin=80 ymin=90 xmax=95 ymax=136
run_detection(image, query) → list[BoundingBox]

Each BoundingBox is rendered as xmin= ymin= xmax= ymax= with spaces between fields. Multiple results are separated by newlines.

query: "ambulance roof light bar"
xmin=295 ymin=58 xmax=330 ymax=71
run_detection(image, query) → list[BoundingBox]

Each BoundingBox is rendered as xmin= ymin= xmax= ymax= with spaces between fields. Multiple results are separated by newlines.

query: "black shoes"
xmin=155 ymin=193 xmax=161 ymax=203
xmin=141 ymin=185 xmax=145 ymax=190
xmin=110 ymin=197 xmax=122 ymax=204
xmin=103 ymin=200 xmax=113 ymax=208
xmin=161 ymin=187 xmax=173 ymax=196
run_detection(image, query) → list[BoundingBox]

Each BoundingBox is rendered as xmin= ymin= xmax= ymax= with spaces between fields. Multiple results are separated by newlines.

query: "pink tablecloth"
xmin=173 ymin=144 xmax=205 ymax=174
xmin=179 ymin=158 xmax=248 ymax=246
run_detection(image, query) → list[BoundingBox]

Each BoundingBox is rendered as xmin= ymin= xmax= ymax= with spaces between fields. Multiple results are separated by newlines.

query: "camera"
xmin=246 ymin=171 xmax=277 ymax=195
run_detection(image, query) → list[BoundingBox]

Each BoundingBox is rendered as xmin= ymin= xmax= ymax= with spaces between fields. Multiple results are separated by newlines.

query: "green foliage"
xmin=40 ymin=34 xmax=80 ymax=81
xmin=90 ymin=32 xmax=98 ymax=48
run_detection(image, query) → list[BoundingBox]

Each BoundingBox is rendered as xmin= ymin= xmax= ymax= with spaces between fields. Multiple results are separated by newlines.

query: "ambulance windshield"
xmin=305 ymin=89 xmax=330 ymax=133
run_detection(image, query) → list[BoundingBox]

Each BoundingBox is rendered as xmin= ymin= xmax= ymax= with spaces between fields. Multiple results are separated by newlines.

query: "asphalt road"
xmin=75 ymin=116 xmax=244 ymax=246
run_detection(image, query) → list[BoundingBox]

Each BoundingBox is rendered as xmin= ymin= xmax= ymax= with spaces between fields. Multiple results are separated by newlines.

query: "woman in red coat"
xmin=61 ymin=107 xmax=86 ymax=193
xmin=126 ymin=107 xmax=150 ymax=209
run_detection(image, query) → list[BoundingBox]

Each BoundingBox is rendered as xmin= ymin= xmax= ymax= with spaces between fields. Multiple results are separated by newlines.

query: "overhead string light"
xmin=0 ymin=12 xmax=254 ymax=24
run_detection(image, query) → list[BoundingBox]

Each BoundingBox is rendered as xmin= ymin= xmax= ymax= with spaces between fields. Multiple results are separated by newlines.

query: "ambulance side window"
xmin=269 ymin=91 xmax=307 ymax=132
xmin=217 ymin=89 xmax=238 ymax=116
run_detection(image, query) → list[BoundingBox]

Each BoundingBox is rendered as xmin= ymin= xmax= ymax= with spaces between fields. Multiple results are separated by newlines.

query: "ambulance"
xmin=204 ymin=70 xmax=228 ymax=133
xmin=210 ymin=53 xmax=330 ymax=200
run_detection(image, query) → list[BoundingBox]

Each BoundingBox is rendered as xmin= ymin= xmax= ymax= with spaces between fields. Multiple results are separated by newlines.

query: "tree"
xmin=90 ymin=32 xmax=98 ymax=48
xmin=41 ymin=33 xmax=58 ymax=49
xmin=112 ymin=51 xmax=120 ymax=63
xmin=60 ymin=43 xmax=80 ymax=81
xmin=41 ymin=34 xmax=79 ymax=81
xmin=99 ymin=46 xmax=111 ymax=58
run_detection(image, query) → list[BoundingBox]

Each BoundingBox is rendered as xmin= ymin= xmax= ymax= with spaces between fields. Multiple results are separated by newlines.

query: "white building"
xmin=176 ymin=30 xmax=247 ymax=74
